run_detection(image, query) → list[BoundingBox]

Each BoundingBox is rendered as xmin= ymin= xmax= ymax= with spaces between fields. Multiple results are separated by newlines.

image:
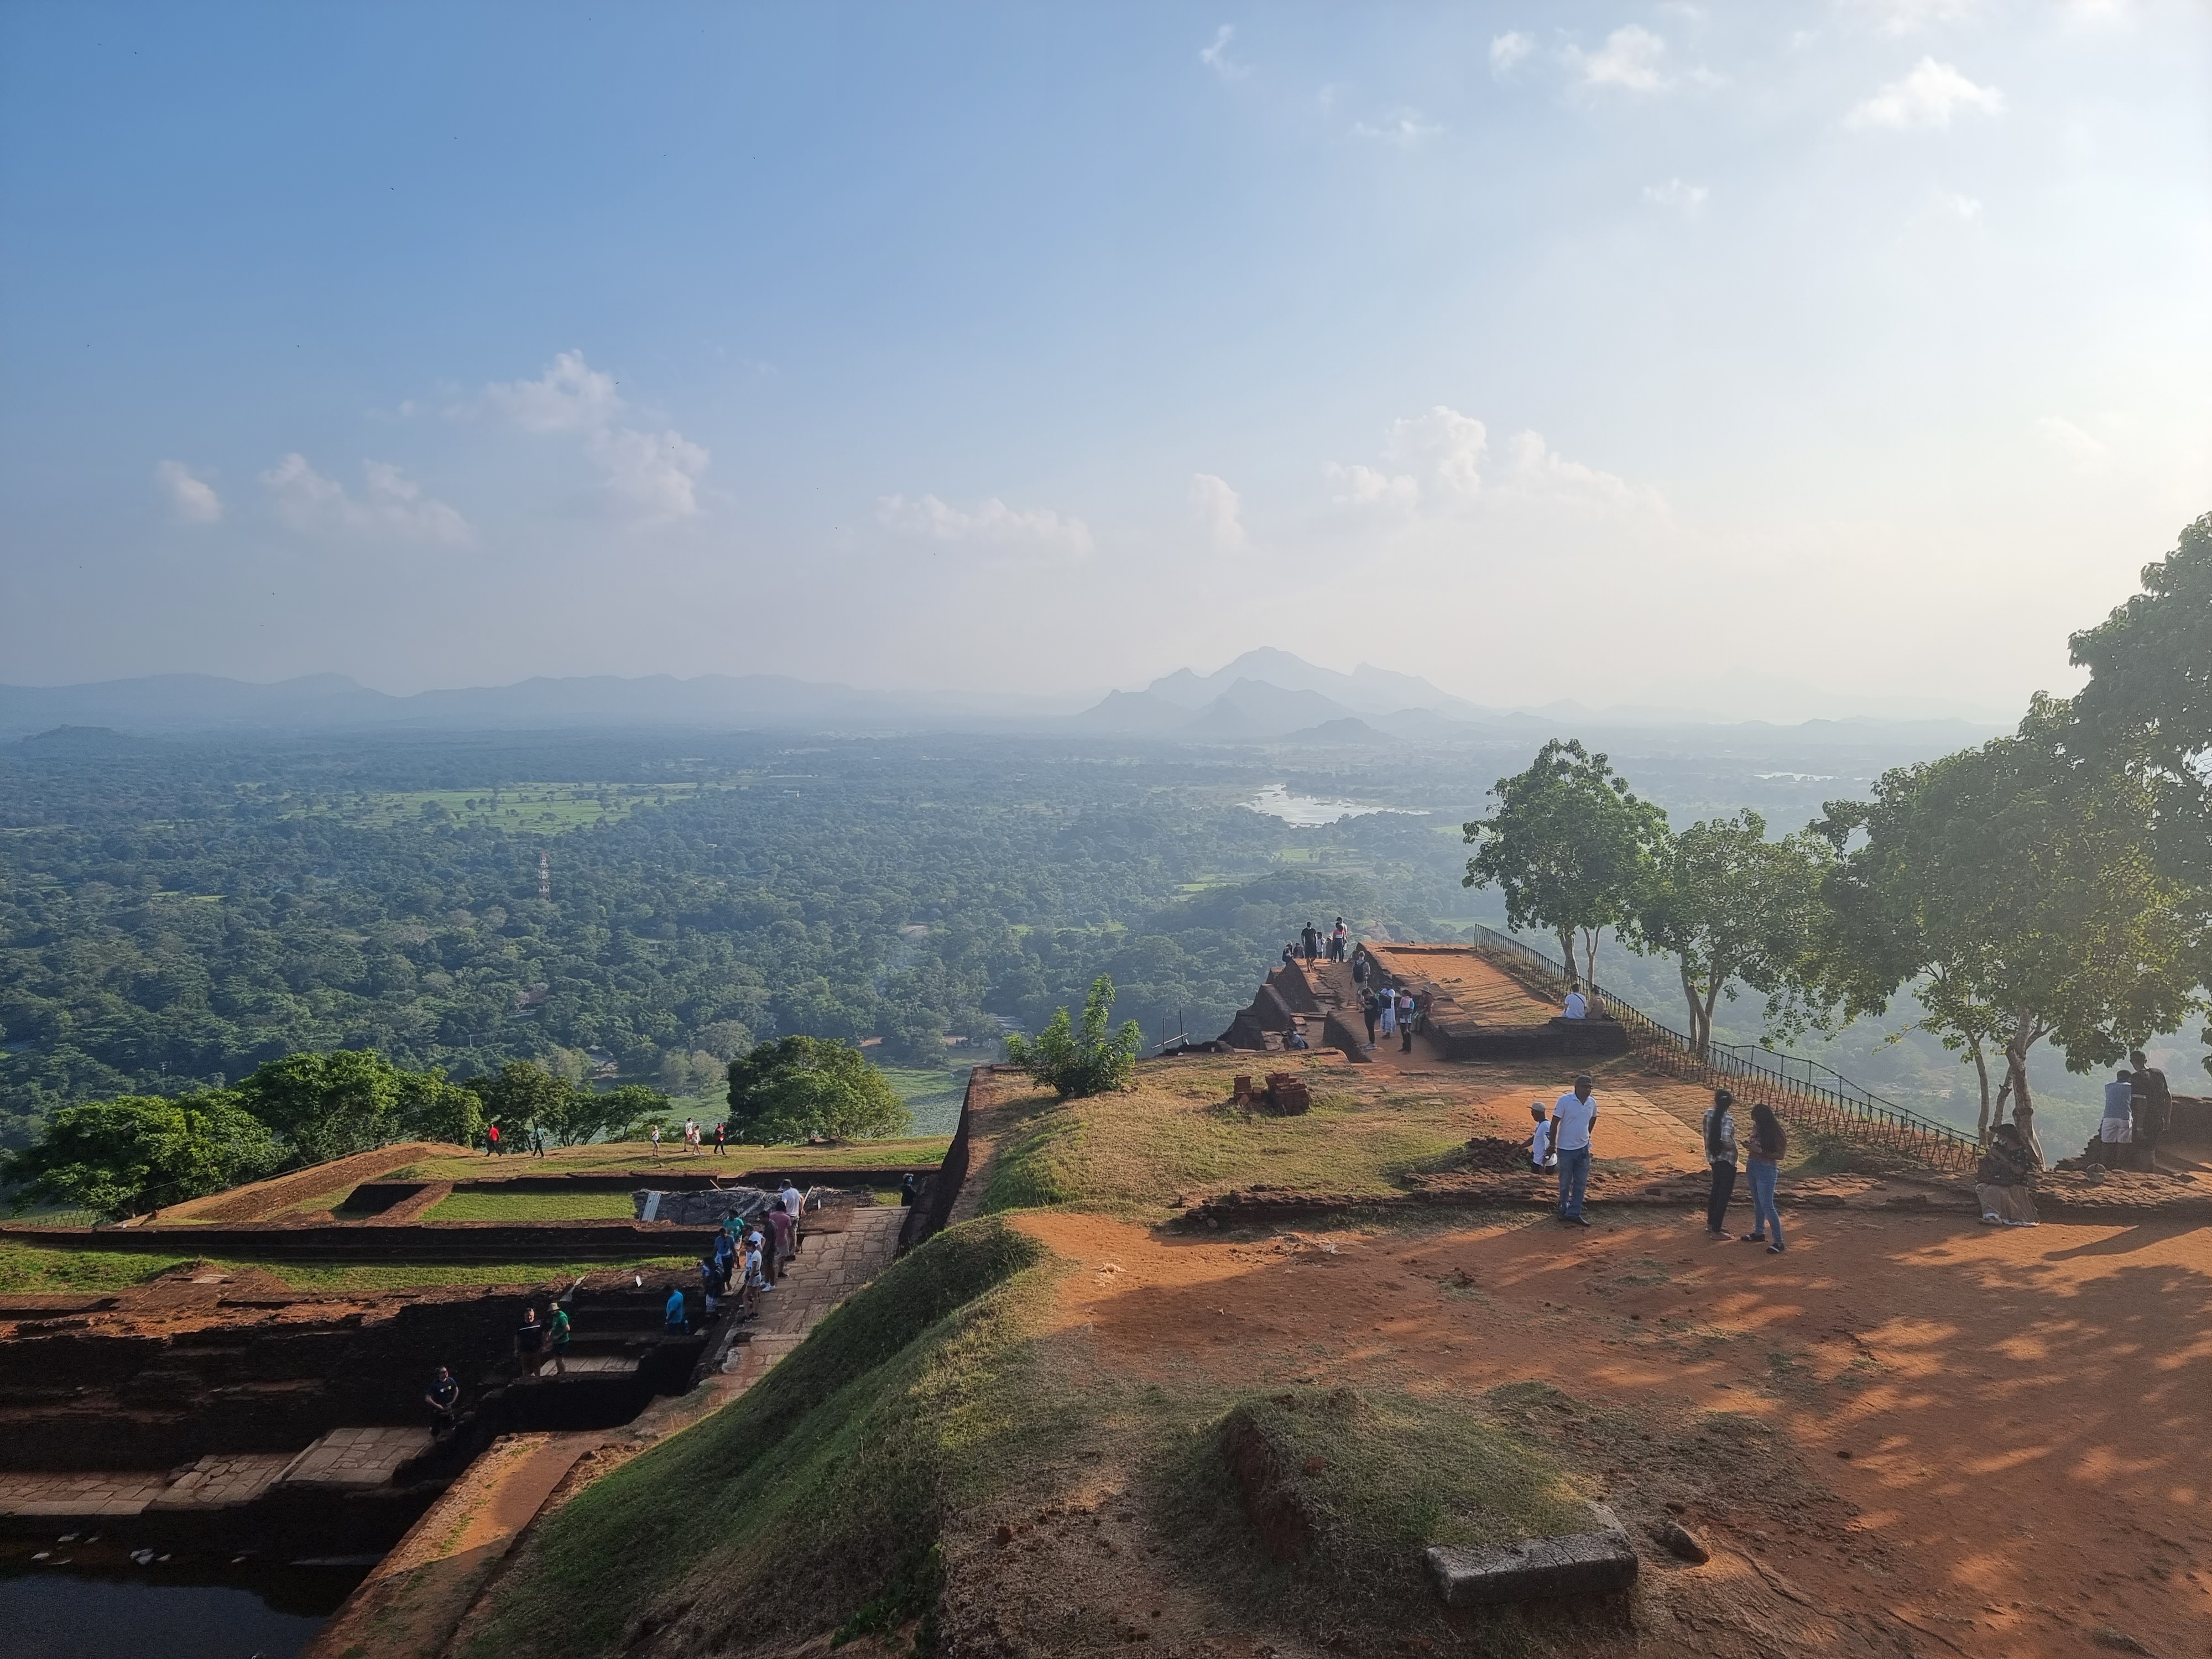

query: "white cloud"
xmin=2037 ymin=415 xmax=2107 ymax=468
xmin=1844 ymin=0 xmax=1981 ymax=35
xmin=1190 ymin=473 xmax=1246 ymax=550
xmin=1643 ymin=177 xmax=1710 ymax=211
xmin=588 ymin=427 xmax=709 ymax=518
xmin=877 ymin=494 xmax=1093 ymax=559
xmin=1846 ymin=58 xmax=2004 ymax=129
xmin=261 ymin=455 xmax=474 ymax=546
xmin=1502 ymin=430 xmax=1642 ymax=506
xmin=1324 ymin=462 xmax=1421 ymax=509
xmin=1352 ymin=108 xmax=1443 ymax=146
xmin=482 ymin=349 xmax=622 ymax=434
xmin=154 ymin=460 xmax=222 ymax=524
xmin=1489 ymin=31 xmax=1535 ymax=76
xmin=1199 ymin=24 xmax=1249 ymax=82
xmin=1568 ymin=25 xmax=1672 ymax=92
xmin=1387 ymin=405 xmax=1489 ymax=497
xmin=478 ymin=351 xmax=709 ymax=520
xmin=1939 ymin=190 xmax=1983 ymax=218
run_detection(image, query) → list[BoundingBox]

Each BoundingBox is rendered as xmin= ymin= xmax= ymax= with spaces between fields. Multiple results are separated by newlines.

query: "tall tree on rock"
xmin=1462 ymin=739 xmax=1668 ymax=988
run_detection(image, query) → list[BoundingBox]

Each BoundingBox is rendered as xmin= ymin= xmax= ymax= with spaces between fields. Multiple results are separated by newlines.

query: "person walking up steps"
xmin=1702 ymin=1089 xmax=1738 ymax=1238
xmin=1743 ymin=1103 xmax=1787 ymax=1253
xmin=1551 ymin=1074 xmax=1598 ymax=1225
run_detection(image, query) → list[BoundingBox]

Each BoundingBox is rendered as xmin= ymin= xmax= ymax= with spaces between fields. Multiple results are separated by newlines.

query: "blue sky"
xmin=2 ymin=1 xmax=2206 ymax=716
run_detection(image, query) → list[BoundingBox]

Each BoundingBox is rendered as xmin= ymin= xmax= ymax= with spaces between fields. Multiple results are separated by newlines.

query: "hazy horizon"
xmin=3 ymin=2 xmax=2206 ymax=713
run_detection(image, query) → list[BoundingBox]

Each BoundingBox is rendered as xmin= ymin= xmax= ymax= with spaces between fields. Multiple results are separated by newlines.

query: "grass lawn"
xmin=388 ymin=1134 xmax=952 ymax=1184
xmin=423 ymin=1190 xmax=637 ymax=1221
xmin=979 ymin=1053 xmax=1474 ymax=1222
xmin=0 ymin=1239 xmax=695 ymax=1295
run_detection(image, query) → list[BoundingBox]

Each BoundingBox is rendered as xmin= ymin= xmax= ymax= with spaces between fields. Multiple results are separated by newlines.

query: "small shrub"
xmin=1003 ymin=974 xmax=1143 ymax=1099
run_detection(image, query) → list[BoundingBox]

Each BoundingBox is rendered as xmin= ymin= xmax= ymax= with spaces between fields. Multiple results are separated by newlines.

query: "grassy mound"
xmin=979 ymin=1056 xmax=1466 ymax=1219
xmin=1152 ymin=1386 xmax=1589 ymax=1641
xmin=456 ymin=1215 xmax=1058 ymax=1659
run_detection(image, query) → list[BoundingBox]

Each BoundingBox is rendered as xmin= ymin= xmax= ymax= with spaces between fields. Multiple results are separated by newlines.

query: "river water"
xmin=1243 ymin=785 xmax=1427 ymax=827
xmin=0 ymin=1554 xmax=366 ymax=1659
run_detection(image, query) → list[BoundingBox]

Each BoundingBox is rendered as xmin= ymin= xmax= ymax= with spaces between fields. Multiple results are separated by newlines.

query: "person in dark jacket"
xmin=1701 ymin=1088 xmax=1738 ymax=1238
xmin=2130 ymin=1050 xmax=2171 ymax=1166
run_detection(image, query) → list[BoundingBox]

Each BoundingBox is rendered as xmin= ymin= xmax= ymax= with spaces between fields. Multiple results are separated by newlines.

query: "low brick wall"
xmin=1 ymin=1218 xmax=728 ymax=1261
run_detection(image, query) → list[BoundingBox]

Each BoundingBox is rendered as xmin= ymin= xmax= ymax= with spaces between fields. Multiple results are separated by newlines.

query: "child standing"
xmin=1529 ymin=1101 xmax=1556 ymax=1171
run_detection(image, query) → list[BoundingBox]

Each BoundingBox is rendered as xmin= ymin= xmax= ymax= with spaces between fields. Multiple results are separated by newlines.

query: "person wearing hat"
xmin=1701 ymin=1088 xmax=1738 ymax=1238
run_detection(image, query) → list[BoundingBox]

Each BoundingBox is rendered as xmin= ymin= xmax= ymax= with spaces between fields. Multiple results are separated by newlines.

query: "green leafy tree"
xmin=599 ymin=1082 xmax=675 ymax=1142
xmin=726 ymin=1036 xmax=911 ymax=1142
xmin=1626 ymin=811 xmax=1833 ymax=1058
xmin=392 ymin=1071 xmax=484 ymax=1147
xmin=231 ymin=1049 xmax=406 ymax=1166
xmin=467 ymin=1060 xmax=576 ymax=1146
xmin=3 ymin=1093 xmax=277 ymax=1220
xmin=1003 ymin=974 xmax=1144 ymax=1100
xmin=1462 ymin=739 xmax=1670 ymax=987
xmin=1808 ymin=701 xmax=2206 ymax=1130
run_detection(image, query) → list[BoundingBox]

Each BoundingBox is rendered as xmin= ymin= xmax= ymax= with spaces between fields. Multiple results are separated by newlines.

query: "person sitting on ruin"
xmin=515 ymin=1305 xmax=548 ymax=1376
xmin=2099 ymin=1067 xmax=2134 ymax=1166
xmin=1281 ymin=941 xmax=1298 ymax=968
xmin=425 ymin=1365 xmax=461 ymax=1438
xmin=1287 ymin=1024 xmax=1311 ymax=1051
xmin=1975 ymin=1122 xmax=2039 ymax=1227
xmin=1562 ymin=983 xmax=1589 ymax=1020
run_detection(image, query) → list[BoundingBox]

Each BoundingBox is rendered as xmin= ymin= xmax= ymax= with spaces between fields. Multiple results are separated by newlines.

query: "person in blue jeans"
xmin=1743 ymin=1102 xmax=1787 ymax=1254
xmin=1550 ymin=1073 xmax=1598 ymax=1225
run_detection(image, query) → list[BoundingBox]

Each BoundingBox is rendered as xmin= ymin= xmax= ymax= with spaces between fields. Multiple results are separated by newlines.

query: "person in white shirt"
xmin=1528 ymin=1101 xmax=1556 ymax=1171
xmin=1550 ymin=1074 xmax=1598 ymax=1225
xmin=1562 ymin=985 xmax=1589 ymax=1020
xmin=780 ymin=1182 xmax=805 ymax=1254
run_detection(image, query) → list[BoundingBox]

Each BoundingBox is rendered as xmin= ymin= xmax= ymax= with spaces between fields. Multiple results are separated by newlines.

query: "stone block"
xmin=633 ymin=1186 xmax=774 ymax=1226
xmin=1424 ymin=1527 xmax=1639 ymax=1607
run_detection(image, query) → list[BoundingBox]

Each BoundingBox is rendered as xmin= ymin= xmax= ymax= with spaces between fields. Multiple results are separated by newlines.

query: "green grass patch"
xmin=980 ymin=1057 xmax=1467 ymax=1220
xmin=0 ymin=1240 xmax=695 ymax=1295
xmin=422 ymin=1190 xmax=637 ymax=1222
xmin=1150 ymin=1386 xmax=1589 ymax=1644
xmin=392 ymin=1135 xmax=951 ymax=1185
xmin=457 ymin=1216 xmax=1058 ymax=1659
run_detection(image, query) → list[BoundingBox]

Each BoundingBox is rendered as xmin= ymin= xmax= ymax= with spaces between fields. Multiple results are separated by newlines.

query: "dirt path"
xmin=1010 ymin=1204 xmax=2212 ymax=1658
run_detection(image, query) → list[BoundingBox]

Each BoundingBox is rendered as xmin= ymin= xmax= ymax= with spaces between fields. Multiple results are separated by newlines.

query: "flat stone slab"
xmin=147 ymin=1452 xmax=293 ymax=1511
xmin=278 ymin=1426 xmax=433 ymax=1489
xmin=1425 ymin=1528 xmax=1640 ymax=1606
xmin=0 ymin=1469 xmax=171 ymax=1517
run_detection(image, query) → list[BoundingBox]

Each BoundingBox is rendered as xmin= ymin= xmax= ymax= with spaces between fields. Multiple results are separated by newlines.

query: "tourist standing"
xmin=1551 ymin=1075 xmax=1598 ymax=1224
xmin=1301 ymin=922 xmax=1319 ymax=963
xmin=780 ymin=1181 xmax=805 ymax=1254
xmin=1350 ymin=946 xmax=1369 ymax=988
xmin=1743 ymin=1103 xmax=1787 ymax=1254
xmin=1398 ymin=989 xmax=1417 ymax=1053
xmin=664 ymin=1285 xmax=688 ymax=1334
xmin=2130 ymin=1050 xmax=2171 ymax=1166
xmin=515 ymin=1306 xmax=548 ymax=1376
xmin=1702 ymin=1089 xmax=1738 ymax=1238
xmin=1330 ymin=919 xmax=1348 ymax=961
xmin=2099 ymin=1068 xmax=2133 ymax=1167
xmin=649 ymin=1123 xmax=662 ymax=1155
xmin=1360 ymin=987 xmax=1379 ymax=1048
xmin=1378 ymin=986 xmax=1397 ymax=1042
xmin=485 ymin=1122 xmax=500 ymax=1157
xmin=1528 ymin=1101 xmax=1556 ymax=1171
xmin=425 ymin=1366 xmax=460 ymax=1438
xmin=548 ymin=1303 xmax=572 ymax=1374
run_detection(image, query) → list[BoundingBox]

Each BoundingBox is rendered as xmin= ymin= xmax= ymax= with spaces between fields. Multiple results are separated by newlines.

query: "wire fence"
xmin=1463 ymin=924 xmax=1980 ymax=1175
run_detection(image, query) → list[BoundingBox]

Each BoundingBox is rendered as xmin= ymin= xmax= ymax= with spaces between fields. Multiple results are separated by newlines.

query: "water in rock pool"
xmin=0 ymin=1549 xmax=368 ymax=1659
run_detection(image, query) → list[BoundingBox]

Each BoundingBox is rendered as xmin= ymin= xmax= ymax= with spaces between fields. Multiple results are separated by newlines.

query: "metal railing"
xmin=1463 ymin=924 xmax=1980 ymax=1175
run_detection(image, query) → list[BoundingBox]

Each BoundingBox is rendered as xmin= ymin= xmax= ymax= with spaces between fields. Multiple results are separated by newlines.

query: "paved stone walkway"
xmin=279 ymin=1425 xmax=432 ymax=1489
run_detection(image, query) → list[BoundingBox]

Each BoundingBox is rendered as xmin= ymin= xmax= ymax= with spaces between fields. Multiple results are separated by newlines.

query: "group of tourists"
xmin=481 ymin=1122 xmax=551 ymax=1156
xmin=1345 ymin=943 xmax=1427 ymax=1053
xmin=648 ymin=1118 xmax=729 ymax=1156
xmin=2098 ymin=1050 xmax=2173 ymax=1168
xmin=1284 ymin=919 xmax=1353 ymax=965
xmin=695 ymin=1180 xmax=808 ymax=1322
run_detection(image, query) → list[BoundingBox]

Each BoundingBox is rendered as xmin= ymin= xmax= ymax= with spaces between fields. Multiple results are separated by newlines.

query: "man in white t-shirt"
xmin=1562 ymin=985 xmax=1588 ymax=1020
xmin=1550 ymin=1073 xmax=1598 ymax=1225
xmin=780 ymin=1182 xmax=805 ymax=1253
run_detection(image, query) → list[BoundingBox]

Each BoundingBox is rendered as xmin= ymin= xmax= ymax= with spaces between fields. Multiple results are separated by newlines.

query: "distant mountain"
xmin=1134 ymin=649 xmax=1489 ymax=720
xmin=1282 ymin=716 xmax=1390 ymax=745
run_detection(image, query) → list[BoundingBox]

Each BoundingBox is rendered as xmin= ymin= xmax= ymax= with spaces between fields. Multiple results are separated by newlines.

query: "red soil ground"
xmin=1014 ymin=1202 xmax=2212 ymax=1658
